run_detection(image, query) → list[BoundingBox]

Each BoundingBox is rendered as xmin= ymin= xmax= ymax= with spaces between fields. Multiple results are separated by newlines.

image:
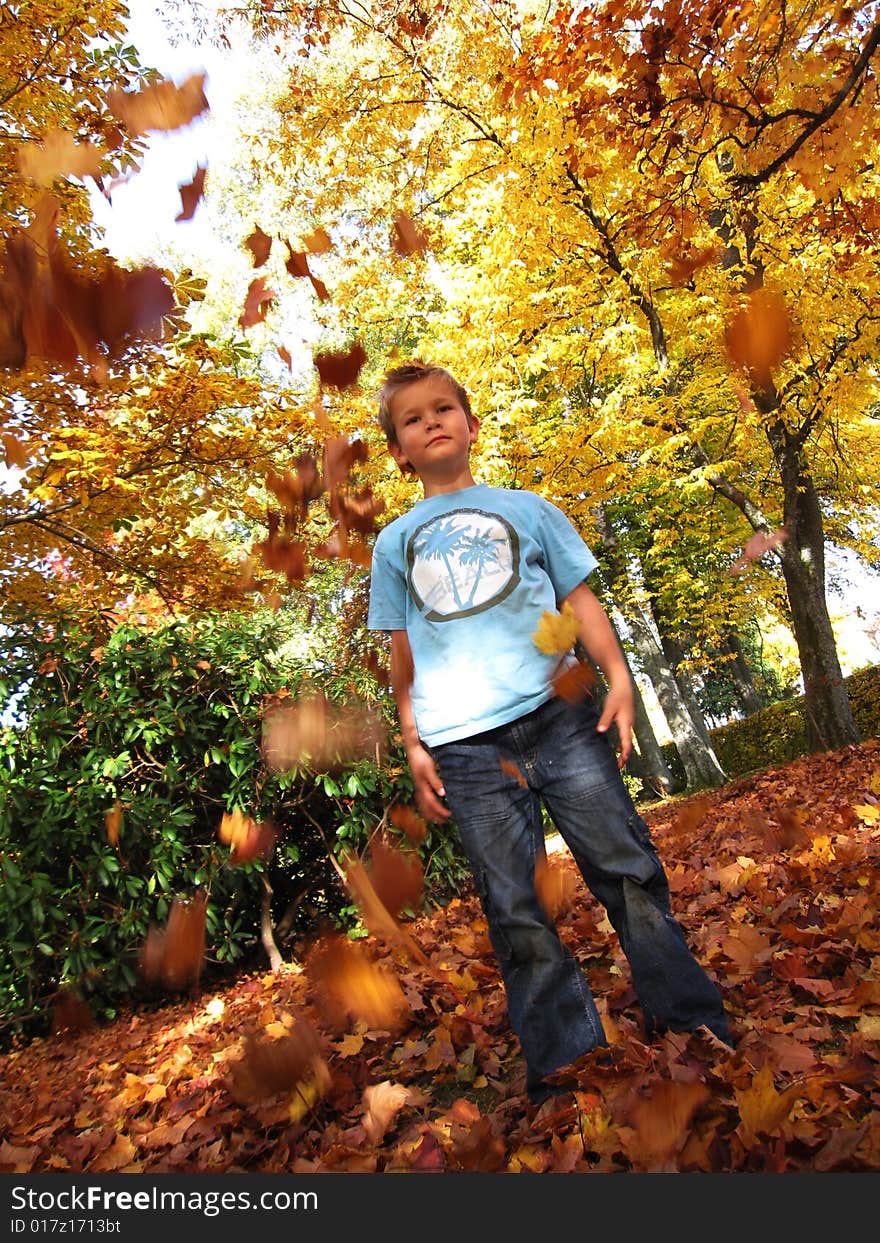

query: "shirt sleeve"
xmin=537 ymin=498 xmax=599 ymax=600
xmin=367 ymin=534 xmax=408 ymax=631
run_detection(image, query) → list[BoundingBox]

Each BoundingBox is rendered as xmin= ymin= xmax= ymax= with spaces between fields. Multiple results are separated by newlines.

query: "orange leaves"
xmin=388 ymin=802 xmax=428 ymax=844
xmin=366 ymin=833 xmax=424 ymax=918
xmin=532 ymin=600 xmax=580 ymax=655
xmin=0 ymin=202 xmax=174 ymax=373
xmin=618 ymin=1079 xmax=711 ymax=1170
xmin=245 ymin=225 xmax=273 ymax=268
xmin=104 ymin=800 xmax=123 ymax=846
xmin=17 ymin=130 xmax=103 ymax=186
xmin=552 ymin=658 xmax=598 ymax=703
xmin=106 ymin=72 xmax=210 ymax=137
xmin=735 ymin=1064 xmax=805 ymax=1146
xmin=285 ymin=244 xmax=331 ymax=303
xmin=140 ymin=890 xmax=207 ymax=991
xmin=725 ymin=288 xmax=794 ymax=389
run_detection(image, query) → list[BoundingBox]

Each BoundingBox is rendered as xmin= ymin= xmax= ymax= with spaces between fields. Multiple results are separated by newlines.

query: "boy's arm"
xmin=389 ymin=630 xmax=451 ymax=822
xmin=562 ymin=581 xmax=634 ymax=769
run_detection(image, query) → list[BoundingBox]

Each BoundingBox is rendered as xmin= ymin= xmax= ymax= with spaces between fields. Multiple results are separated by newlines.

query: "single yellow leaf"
xmin=532 ymin=601 xmax=580 ymax=655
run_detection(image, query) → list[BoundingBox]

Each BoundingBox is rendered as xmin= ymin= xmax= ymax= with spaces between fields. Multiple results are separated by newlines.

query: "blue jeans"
xmin=431 ymin=694 xmax=729 ymax=1101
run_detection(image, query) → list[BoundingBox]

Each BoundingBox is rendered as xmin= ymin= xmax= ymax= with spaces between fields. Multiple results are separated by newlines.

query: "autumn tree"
xmin=229 ymin=0 xmax=880 ymax=757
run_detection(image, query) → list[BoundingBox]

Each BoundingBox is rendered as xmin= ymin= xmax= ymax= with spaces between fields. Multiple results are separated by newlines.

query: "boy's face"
xmin=388 ymin=375 xmax=479 ymax=480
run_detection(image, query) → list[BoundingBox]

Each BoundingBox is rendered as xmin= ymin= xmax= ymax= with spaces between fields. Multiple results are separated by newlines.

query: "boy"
xmin=367 ymin=360 xmax=730 ymax=1105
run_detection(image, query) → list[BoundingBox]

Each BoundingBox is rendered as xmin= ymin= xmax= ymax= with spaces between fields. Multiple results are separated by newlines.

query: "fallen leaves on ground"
xmin=2 ymin=739 xmax=879 ymax=1173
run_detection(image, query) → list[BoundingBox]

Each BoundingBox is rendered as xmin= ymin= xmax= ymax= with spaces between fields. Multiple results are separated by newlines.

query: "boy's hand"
xmin=407 ymin=743 xmax=451 ymax=822
xmin=597 ymin=682 xmax=634 ymax=769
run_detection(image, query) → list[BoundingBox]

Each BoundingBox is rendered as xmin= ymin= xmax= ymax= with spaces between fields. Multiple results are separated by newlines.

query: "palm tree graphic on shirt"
xmin=408 ymin=509 xmax=520 ymax=620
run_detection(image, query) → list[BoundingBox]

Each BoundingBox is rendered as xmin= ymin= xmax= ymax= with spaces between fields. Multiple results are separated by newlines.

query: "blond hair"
xmin=376 ymin=359 xmax=472 ymax=443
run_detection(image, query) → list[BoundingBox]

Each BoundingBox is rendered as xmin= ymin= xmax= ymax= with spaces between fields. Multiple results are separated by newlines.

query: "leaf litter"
xmin=1 ymin=738 xmax=879 ymax=1173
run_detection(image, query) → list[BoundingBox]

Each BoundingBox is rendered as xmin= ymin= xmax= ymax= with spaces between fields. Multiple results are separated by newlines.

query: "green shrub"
xmin=0 ymin=612 xmax=470 ymax=1046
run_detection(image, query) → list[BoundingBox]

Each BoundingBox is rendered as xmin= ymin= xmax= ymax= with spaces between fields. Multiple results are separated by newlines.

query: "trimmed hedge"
xmin=659 ymin=664 xmax=880 ymax=788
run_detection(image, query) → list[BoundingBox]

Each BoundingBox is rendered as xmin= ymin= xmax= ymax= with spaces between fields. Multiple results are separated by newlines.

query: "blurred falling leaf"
xmin=730 ymin=526 xmax=788 ymax=574
xmin=392 ymin=210 xmax=431 ymax=256
xmin=140 ymin=890 xmax=207 ymax=990
xmin=104 ymin=800 xmax=123 ymax=846
xmin=2 ymin=433 xmax=29 ymax=468
xmin=322 ymin=435 xmax=369 ymax=494
xmin=388 ymin=802 xmax=427 ymax=843
xmin=285 ymin=245 xmax=330 ymax=301
xmin=500 ymin=758 xmax=528 ymax=788
xmin=368 ymin=833 xmax=424 ymax=917
xmin=552 ymin=659 xmax=598 ymax=702
xmin=308 ymin=934 xmax=410 ymax=1031
xmin=107 ymin=72 xmax=210 ymax=136
xmin=725 ymin=288 xmax=793 ymax=388
xmin=261 ymin=692 xmax=384 ymax=773
xmin=620 ymin=1079 xmax=711 ymax=1169
xmin=313 ymin=342 xmax=368 ymax=390
xmin=534 ymin=850 xmax=578 ymax=921
xmin=362 ymin=1080 xmax=411 ymax=1144
xmin=246 ymin=225 xmax=272 ymax=267
xmin=302 ymin=227 xmax=333 ymax=254
xmin=51 ymin=987 xmax=94 ymax=1036
xmin=175 ymin=166 xmax=207 ymax=222
xmin=230 ymin=1020 xmax=325 ymax=1101
xmin=219 ymin=809 xmax=277 ymax=866
xmin=17 ymin=131 xmax=104 ymax=186
xmin=532 ymin=601 xmax=580 ymax=655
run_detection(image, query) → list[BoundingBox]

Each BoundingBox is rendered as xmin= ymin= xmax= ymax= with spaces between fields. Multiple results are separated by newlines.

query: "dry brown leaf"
xmin=140 ymin=890 xmax=207 ymax=990
xmin=387 ymin=802 xmax=427 ymax=843
xmin=239 ymin=276 xmax=276 ymax=329
xmin=308 ymin=934 xmax=410 ymax=1030
xmin=175 ymin=166 xmax=206 ymax=222
xmin=105 ymin=799 xmax=122 ymax=845
xmin=730 ymin=526 xmax=788 ymax=574
xmin=313 ymin=342 xmax=368 ymax=390
xmin=552 ymin=659 xmax=598 ymax=702
xmin=246 ymin=225 xmax=272 ymax=267
xmin=261 ymin=693 xmax=383 ymax=773
xmin=302 ymin=227 xmax=333 ymax=254
xmin=534 ymin=851 xmax=578 ymax=921
xmin=368 ymin=834 xmax=424 ymax=917
xmin=620 ymin=1079 xmax=711 ymax=1169
xmin=231 ymin=1021 xmax=324 ymax=1101
xmin=17 ymin=131 xmax=104 ymax=186
xmin=107 ymin=72 xmax=210 ymax=136
xmin=735 ymin=1064 xmax=805 ymax=1144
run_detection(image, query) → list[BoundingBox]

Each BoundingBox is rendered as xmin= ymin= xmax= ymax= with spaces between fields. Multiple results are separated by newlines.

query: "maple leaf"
xmin=17 ymin=130 xmax=104 ymax=186
xmin=313 ymin=342 xmax=368 ymax=390
xmin=239 ymin=276 xmax=276 ymax=329
xmin=107 ymin=72 xmax=210 ymax=136
xmin=532 ymin=601 xmax=580 ymax=655
xmin=175 ymin=166 xmax=207 ymax=222
xmin=725 ymin=288 xmax=794 ymax=388
xmin=735 ymin=1064 xmax=805 ymax=1145
xmin=391 ymin=210 xmax=431 ymax=256
xmin=245 ymin=225 xmax=273 ymax=267
xmin=730 ymin=526 xmax=788 ymax=573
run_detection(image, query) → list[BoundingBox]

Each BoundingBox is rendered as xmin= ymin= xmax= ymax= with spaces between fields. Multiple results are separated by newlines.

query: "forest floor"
xmin=1 ymin=738 xmax=879 ymax=1174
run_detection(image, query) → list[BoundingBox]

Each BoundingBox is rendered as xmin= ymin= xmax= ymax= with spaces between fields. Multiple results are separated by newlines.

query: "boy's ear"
xmin=468 ymin=415 xmax=480 ymax=444
xmin=389 ymin=439 xmax=412 ymax=471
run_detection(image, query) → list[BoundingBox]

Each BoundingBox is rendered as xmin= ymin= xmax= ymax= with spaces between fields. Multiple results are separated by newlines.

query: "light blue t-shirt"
xmin=368 ymin=483 xmax=598 ymax=745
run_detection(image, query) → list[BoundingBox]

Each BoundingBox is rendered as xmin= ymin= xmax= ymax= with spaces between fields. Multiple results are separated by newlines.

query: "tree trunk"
xmin=771 ymin=424 xmax=859 ymax=750
xmin=259 ymin=872 xmax=284 ymax=972
xmin=720 ymin=627 xmax=764 ymax=715
xmin=594 ymin=503 xmax=727 ymax=790
xmin=624 ymin=600 xmax=727 ymax=789
xmin=650 ymin=614 xmax=717 ymax=750
xmin=629 ymin=670 xmax=681 ymax=795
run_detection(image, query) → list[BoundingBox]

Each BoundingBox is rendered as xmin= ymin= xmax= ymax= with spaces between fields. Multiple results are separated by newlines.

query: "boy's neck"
xmin=420 ymin=465 xmax=478 ymax=498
